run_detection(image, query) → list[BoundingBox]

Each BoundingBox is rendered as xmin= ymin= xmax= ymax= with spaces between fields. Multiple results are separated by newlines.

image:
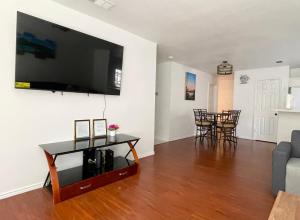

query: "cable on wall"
xmin=102 ymin=94 xmax=107 ymax=119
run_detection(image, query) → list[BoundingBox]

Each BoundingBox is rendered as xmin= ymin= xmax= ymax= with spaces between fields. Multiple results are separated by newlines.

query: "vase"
xmin=109 ymin=130 xmax=116 ymax=137
xmin=109 ymin=135 xmax=116 ymax=143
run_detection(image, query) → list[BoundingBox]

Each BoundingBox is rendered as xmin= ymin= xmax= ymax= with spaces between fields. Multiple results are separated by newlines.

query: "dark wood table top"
xmin=39 ymin=134 xmax=140 ymax=156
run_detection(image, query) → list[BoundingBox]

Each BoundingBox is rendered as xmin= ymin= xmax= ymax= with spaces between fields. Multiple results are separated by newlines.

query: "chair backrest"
xmin=199 ymin=109 xmax=207 ymax=113
xmin=193 ymin=109 xmax=207 ymax=123
xmin=193 ymin=109 xmax=201 ymax=122
xmin=229 ymin=110 xmax=241 ymax=126
xmin=219 ymin=110 xmax=230 ymax=123
xmin=291 ymin=130 xmax=300 ymax=157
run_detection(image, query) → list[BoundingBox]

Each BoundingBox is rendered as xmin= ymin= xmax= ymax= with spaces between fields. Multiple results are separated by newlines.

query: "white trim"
xmin=154 ymin=137 xmax=169 ymax=145
xmin=237 ymin=135 xmax=253 ymax=140
xmin=139 ymin=151 xmax=155 ymax=158
xmin=0 ymin=182 xmax=43 ymax=200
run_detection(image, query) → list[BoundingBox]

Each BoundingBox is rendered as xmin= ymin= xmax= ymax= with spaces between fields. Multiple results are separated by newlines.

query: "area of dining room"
xmin=192 ymin=71 xmax=239 ymax=145
xmin=193 ymin=109 xmax=241 ymax=146
xmin=154 ymin=61 xmax=235 ymax=145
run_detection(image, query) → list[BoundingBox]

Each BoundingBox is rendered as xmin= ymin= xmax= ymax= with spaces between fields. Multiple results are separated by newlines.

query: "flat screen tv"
xmin=15 ymin=12 xmax=124 ymax=95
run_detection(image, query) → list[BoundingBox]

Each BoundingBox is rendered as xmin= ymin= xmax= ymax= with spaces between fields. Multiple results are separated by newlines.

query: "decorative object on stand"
xmin=217 ymin=61 xmax=233 ymax=75
xmin=240 ymin=74 xmax=250 ymax=84
xmin=92 ymin=119 xmax=107 ymax=138
xmin=185 ymin=72 xmax=196 ymax=100
xmin=108 ymin=124 xmax=119 ymax=137
xmin=74 ymin=119 xmax=90 ymax=140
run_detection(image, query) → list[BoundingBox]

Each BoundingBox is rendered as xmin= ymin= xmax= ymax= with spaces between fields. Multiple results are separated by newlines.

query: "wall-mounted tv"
xmin=15 ymin=12 xmax=124 ymax=95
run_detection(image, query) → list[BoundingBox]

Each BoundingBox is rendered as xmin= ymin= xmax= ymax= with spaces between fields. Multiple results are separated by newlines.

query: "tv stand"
xmin=39 ymin=134 xmax=140 ymax=204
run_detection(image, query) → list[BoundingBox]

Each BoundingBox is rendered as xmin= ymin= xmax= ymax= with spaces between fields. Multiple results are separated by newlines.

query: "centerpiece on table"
xmin=108 ymin=124 xmax=119 ymax=137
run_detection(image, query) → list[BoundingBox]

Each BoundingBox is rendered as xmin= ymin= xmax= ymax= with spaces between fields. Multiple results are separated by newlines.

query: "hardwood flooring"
xmin=0 ymin=138 xmax=275 ymax=220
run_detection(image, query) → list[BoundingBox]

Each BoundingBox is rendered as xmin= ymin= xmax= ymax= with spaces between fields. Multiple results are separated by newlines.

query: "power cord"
xmin=102 ymin=94 xmax=107 ymax=119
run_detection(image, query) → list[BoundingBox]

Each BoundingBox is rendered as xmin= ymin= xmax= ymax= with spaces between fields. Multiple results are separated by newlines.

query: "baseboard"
xmin=168 ymin=135 xmax=194 ymax=142
xmin=0 ymin=182 xmax=43 ymax=200
xmin=154 ymin=138 xmax=169 ymax=145
xmin=237 ymin=135 xmax=253 ymax=140
xmin=139 ymin=151 xmax=155 ymax=158
xmin=154 ymin=136 xmax=169 ymax=145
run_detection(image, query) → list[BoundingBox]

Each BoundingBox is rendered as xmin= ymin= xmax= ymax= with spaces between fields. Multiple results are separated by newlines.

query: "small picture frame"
xmin=92 ymin=119 xmax=107 ymax=139
xmin=74 ymin=119 xmax=90 ymax=140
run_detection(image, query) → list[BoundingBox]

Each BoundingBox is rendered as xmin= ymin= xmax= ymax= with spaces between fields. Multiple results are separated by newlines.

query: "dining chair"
xmin=193 ymin=109 xmax=213 ymax=142
xmin=216 ymin=110 xmax=241 ymax=146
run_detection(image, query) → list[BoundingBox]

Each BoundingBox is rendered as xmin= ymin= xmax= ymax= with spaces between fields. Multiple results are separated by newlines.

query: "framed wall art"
xmin=185 ymin=72 xmax=196 ymax=100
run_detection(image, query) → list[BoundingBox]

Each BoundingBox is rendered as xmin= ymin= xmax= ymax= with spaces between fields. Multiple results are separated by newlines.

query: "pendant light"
xmin=217 ymin=61 xmax=233 ymax=75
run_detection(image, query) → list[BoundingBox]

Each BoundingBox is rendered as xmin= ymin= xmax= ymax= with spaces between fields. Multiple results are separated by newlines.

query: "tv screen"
xmin=15 ymin=12 xmax=124 ymax=95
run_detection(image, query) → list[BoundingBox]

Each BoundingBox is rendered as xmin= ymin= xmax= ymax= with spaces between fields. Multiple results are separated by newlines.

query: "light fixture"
xmin=90 ymin=0 xmax=115 ymax=10
xmin=217 ymin=61 xmax=233 ymax=75
xmin=276 ymin=60 xmax=283 ymax=64
xmin=168 ymin=56 xmax=174 ymax=60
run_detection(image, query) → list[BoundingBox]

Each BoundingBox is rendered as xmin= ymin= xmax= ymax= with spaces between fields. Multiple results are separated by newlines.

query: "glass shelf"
xmin=39 ymin=134 xmax=139 ymax=156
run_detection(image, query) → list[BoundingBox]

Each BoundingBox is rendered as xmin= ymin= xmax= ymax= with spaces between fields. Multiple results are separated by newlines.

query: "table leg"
xmin=43 ymin=155 xmax=57 ymax=187
xmin=214 ymin=115 xmax=217 ymax=139
xmin=44 ymin=151 xmax=61 ymax=204
xmin=125 ymin=140 xmax=140 ymax=164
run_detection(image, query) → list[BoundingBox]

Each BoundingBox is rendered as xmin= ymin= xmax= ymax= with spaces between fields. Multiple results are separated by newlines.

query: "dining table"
xmin=206 ymin=112 xmax=230 ymax=139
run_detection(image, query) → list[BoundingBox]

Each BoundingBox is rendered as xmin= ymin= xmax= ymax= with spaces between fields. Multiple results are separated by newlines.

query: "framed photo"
xmin=185 ymin=72 xmax=196 ymax=100
xmin=74 ymin=119 xmax=90 ymax=140
xmin=92 ymin=119 xmax=107 ymax=138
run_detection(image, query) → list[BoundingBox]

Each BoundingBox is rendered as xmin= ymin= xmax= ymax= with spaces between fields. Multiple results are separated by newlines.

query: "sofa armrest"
xmin=272 ymin=142 xmax=292 ymax=196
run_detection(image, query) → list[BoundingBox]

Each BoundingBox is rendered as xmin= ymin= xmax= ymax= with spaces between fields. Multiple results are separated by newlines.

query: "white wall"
xmin=0 ymin=0 xmax=157 ymax=199
xmin=290 ymin=68 xmax=300 ymax=78
xmin=289 ymin=68 xmax=300 ymax=87
xmin=233 ymin=66 xmax=289 ymax=139
xmin=155 ymin=61 xmax=215 ymax=142
xmin=155 ymin=62 xmax=171 ymax=143
xmin=277 ymin=111 xmax=300 ymax=143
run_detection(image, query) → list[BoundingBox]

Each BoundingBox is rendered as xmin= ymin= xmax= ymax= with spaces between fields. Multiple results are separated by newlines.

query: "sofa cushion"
xmin=291 ymin=130 xmax=300 ymax=157
xmin=286 ymin=158 xmax=300 ymax=195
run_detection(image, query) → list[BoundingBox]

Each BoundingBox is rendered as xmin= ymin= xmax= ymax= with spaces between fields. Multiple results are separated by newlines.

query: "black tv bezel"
xmin=15 ymin=11 xmax=124 ymax=96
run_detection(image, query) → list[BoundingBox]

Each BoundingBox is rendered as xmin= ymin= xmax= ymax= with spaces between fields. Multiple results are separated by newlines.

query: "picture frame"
xmin=185 ymin=72 xmax=196 ymax=100
xmin=92 ymin=119 xmax=107 ymax=139
xmin=74 ymin=119 xmax=90 ymax=140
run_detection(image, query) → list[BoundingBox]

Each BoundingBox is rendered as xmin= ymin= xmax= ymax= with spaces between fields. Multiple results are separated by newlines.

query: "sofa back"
xmin=291 ymin=130 xmax=300 ymax=157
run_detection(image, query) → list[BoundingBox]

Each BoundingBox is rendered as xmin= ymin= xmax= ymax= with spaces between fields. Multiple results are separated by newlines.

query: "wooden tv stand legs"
xmin=43 ymin=140 xmax=140 ymax=204
xmin=44 ymin=151 xmax=61 ymax=203
xmin=125 ymin=140 xmax=140 ymax=164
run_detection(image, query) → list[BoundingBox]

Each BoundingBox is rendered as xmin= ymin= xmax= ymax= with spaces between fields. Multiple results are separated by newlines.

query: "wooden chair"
xmin=193 ymin=109 xmax=213 ymax=142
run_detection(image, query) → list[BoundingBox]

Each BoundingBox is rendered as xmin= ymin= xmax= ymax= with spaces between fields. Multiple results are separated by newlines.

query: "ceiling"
xmin=52 ymin=0 xmax=300 ymax=73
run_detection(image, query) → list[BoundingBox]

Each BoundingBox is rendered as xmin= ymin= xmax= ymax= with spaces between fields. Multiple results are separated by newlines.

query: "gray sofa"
xmin=272 ymin=130 xmax=300 ymax=196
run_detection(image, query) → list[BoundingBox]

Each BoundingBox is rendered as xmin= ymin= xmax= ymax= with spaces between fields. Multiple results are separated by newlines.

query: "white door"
xmin=254 ymin=79 xmax=281 ymax=142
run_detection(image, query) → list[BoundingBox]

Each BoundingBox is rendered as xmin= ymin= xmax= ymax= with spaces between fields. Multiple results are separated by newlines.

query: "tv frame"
xmin=14 ymin=11 xmax=124 ymax=96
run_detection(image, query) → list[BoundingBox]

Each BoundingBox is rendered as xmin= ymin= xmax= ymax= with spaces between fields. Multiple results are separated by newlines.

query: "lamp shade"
xmin=217 ymin=61 xmax=233 ymax=75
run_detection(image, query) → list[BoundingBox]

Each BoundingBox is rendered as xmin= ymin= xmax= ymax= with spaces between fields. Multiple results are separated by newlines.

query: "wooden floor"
xmin=0 ymin=138 xmax=275 ymax=220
